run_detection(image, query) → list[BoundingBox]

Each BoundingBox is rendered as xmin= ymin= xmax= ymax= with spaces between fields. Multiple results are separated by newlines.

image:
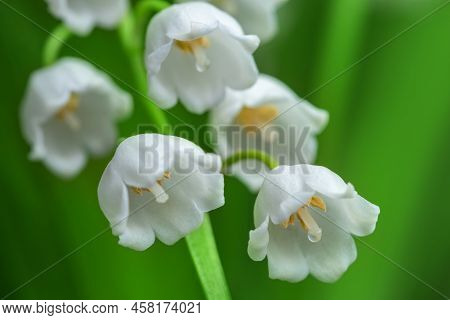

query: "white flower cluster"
xmin=20 ymin=1 xmax=379 ymax=283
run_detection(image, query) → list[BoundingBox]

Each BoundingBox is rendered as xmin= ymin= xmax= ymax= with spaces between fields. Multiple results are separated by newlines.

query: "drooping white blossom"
xmin=45 ymin=0 xmax=129 ymax=35
xmin=145 ymin=2 xmax=260 ymax=114
xmin=248 ymin=164 xmax=380 ymax=282
xmin=21 ymin=57 xmax=132 ymax=178
xmin=210 ymin=74 xmax=328 ymax=192
xmin=98 ymin=134 xmax=225 ymax=251
xmin=178 ymin=0 xmax=287 ymax=42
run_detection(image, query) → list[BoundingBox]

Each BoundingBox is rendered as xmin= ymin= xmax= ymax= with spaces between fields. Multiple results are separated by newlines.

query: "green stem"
xmin=223 ymin=149 xmax=279 ymax=171
xmin=119 ymin=4 xmax=231 ymax=299
xmin=118 ymin=9 xmax=169 ymax=132
xmin=185 ymin=216 xmax=231 ymax=300
xmin=135 ymin=0 xmax=170 ymax=41
xmin=42 ymin=24 xmax=72 ymax=66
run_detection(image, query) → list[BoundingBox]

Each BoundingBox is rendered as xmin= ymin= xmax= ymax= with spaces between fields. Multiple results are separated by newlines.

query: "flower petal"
xmin=76 ymin=89 xmax=118 ymax=155
xmin=37 ymin=118 xmax=86 ymax=178
xmin=45 ymin=0 xmax=128 ymax=35
xmin=300 ymin=210 xmax=357 ymax=283
xmin=109 ymin=134 xmax=175 ymax=188
xmin=97 ymin=164 xmax=129 ymax=235
xmin=132 ymin=178 xmax=203 ymax=245
xmin=208 ymin=28 xmax=259 ymax=90
xmin=153 ymin=45 xmax=225 ymax=113
xmin=175 ymin=162 xmax=225 ymax=213
xmin=88 ymin=0 xmax=129 ymax=28
xmin=267 ymin=223 xmax=309 ymax=282
xmin=148 ymin=152 xmax=224 ymax=245
xmin=147 ymin=68 xmax=178 ymax=109
xmin=258 ymin=166 xmax=314 ymax=224
xmin=248 ymin=217 xmax=270 ymax=261
xmin=118 ymin=209 xmax=156 ymax=251
xmin=326 ymin=186 xmax=380 ymax=237
xmin=231 ymin=0 xmax=282 ymax=42
xmin=299 ymin=165 xmax=351 ymax=199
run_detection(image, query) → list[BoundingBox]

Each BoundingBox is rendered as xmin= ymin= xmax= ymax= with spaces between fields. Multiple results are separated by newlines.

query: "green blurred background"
xmin=1 ymin=0 xmax=449 ymax=299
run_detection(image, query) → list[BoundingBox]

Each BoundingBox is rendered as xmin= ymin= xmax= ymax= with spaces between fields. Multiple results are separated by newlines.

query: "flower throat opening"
xmin=234 ymin=104 xmax=280 ymax=142
xmin=131 ymin=171 xmax=171 ymax=204
xmin=175 ymin=37 xmax=211 ymax=72
xmin=281 ymin=196 xmax=326 ymax=243
xmin=55 ymin=93 xmax=80 ymax=130
xmin=235 ymin=105 xmax=279 ymax=131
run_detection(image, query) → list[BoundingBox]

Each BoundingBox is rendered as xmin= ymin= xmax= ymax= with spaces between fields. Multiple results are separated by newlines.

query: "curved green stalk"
xmin=42 ymin=24 xmax=72 ymax=66
xmin=119 ymin=4 xmax=231 ymax=300
xmin=223 ymin=150 xmax=279 ymax=171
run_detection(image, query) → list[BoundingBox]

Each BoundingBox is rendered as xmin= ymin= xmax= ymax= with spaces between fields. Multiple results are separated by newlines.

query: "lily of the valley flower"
xmin=210 ymin=74 xmax=328 ymax=192
xmin=98 ymin=134 xmax=225 ymax=251
xmin=178 ymin=0 xmax=287 ymax=42
xmin=45 ymin=0 xmax=129 ymax=35
xmin=248 ymin=164 xmax=380 ymax=282
xmin=145 ymin=2 xmax=260 ymax=114
xmin=21 ymin=57 xmax=132 ymax=178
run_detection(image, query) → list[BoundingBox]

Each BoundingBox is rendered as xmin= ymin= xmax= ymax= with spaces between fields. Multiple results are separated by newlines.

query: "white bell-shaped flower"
xmin=45 ymin=0 xmax=129 ymax=35
xmin=21 ymin=57 xmax=132 ymax=178
xmin=98 ymin=134 xmax=225 ymax=251
xmin=145 ymin=2 xmax=260 ymax=114
xmin=210 ymin=74 xmax=328 ymax=192
xmin=178 ymin=0 xmax=287 ymax=42
xmin=248 ymin=164 xmax=380 ymax=282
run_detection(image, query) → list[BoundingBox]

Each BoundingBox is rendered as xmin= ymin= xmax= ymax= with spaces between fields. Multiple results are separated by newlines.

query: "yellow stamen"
xmin=288 ymin=214 xmax=295 ymax=226
xmin=55 ymin=93 xmax=79 ymax=120
xmin=132 ymin=187 xmax=151 ymax=195
xmin=157 ymin=171 xmax=171 ymax=185
xmin=310 ymin=196 xmax=327 ymax=211
xmin=175 ymin=37 xmax=210 ymax=53
xmin=279 ymin=196 xmax=326 ymax=243
xmin=234 ymin=105 xmax=279 ymax=132
xmin=55 ymin=93 xmax=81 ymax=130
xmin=281 ymin=213 xmax=297 ymax=229
xmin=131 ymin=187 xmax=141 ymax=195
